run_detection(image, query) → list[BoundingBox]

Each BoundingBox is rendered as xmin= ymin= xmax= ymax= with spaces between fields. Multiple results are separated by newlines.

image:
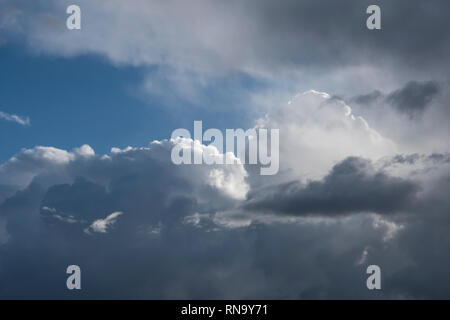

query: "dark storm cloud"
xmin=252 ymin=0 xmax=450 ymax=73
xmin=0 ymin=142 xmax=248 ymax=298
xmin=386 ymin=81 xmax=440 ymax=117
xmin=244 ymin=157 xmax=419 ymax=216
xmin=0 ymin=144 xmax=373 ymax=299
xmin=1 ymin=146 xmax=450 ymax=298
xmin=351 ymin=81 xmax=441 ymax=117
xmin=195 ymin=0 xmax=450 ymax=73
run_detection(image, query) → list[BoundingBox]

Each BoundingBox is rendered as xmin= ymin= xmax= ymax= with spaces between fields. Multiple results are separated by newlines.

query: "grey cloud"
xmin=351 ymin=81 xmax=441 ymax=117
xmin=0 ymin=140 xmax=248 ymax=237
xmin=381 ymin=153 xmax=450 ymax=167
xmin=0 ymin=168 xmax=412 ymax=299
xmin=2 ymin=0 xmax=449 ymax=114
xmin=1 ymin=0 xmax=450 ymax=79
xmin=244 ymin=157 xmax=419 ymax=217
xmin=351 ymin=90 xmax=383 ymax=105
xmin=1 ymin=144 xmax=450 ymax=298
xmin=386 ymin=81 xmax=440 ymax=117
xmin=0 ymin=184 xmax=16 ymax=203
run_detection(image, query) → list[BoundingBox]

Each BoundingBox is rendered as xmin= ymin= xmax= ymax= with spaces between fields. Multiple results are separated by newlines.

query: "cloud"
xmin=0 ymin=110 xmax=30 ymax=126
xmin=2 ymin=0 xmax=449 ymax=74
xmin=253 ymin=90 xmax=396 ymax=181
xmin=2 ymin=0 xmax=450 ymax=104
xmin=0 ymin=136 xmax=450 ymax=299
xmin=351 ymin=91 xmax=383 ymax=106
xmin=342 ymin=81 xmax=450 ymax=158
xmin=1 ymin=88 xmax=450 ymax=298
xmin=386 ymin=81 xmax=440 ymax=117
xmin=41 ymin=206 xmax=80 ymax=224
xmin=352 ymin=81 xmax=441 ymax=118
xmin=356 ymin=246 xmax=370 ymax=266
xmin=244 ymin=157 xmax=419 ymax=217
xmin=84 ymin=211 xmax=123 ymax=234
xmin=0 ymin=145 xmax=91 ymax=188
xmin=0 ymin=138 xmax=249 ymax=217
xmin=1 ymin=0 xmax=450 ymax=299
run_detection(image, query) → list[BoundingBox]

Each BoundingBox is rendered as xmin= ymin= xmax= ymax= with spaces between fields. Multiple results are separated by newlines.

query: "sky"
xmin=1 ymin=0 xmax=450 ymax=299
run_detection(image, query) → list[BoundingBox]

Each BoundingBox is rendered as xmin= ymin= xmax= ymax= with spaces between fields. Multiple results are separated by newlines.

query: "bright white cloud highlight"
xmin=85 ymin=211 xmax=123 ymax=234
xmin=0 ymin=139 xmax=249 ymax=201
xmin=257 ymin=90 xmax=396 ymax=180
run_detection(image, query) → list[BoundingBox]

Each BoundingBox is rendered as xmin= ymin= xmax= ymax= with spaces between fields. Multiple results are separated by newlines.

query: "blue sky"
xmin=0 ymin=44 xmax=156 ymax=160
xmin=0 ymin=43 xmax=259 ymax=162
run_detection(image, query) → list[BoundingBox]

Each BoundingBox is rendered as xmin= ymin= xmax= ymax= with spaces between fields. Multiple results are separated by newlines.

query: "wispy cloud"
xmin=84 ymin=211 xmax=124 ymax=234
xmin=0 ymin=111 xmax=30 ymax=126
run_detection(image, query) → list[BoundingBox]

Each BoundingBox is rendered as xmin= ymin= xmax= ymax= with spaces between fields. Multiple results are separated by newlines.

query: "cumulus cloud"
xmin=1 ymin=89 xmax=450 ymax=298
xmin=0 ymin=110 xmax=30 ymax=126
xmin=342 ymin=81 xmax=450 ymax=157
xmin=170 ymin=137 xmax=249 ymax=200
xmin=0 ymin=137 xmax=450 ymax=299
xmin=0 ymin=144 xmax=92 ymax=188
xmin=2 ymin=0 xmax=450 ymax=299
xmin=0 ymin=138 xmax=249 ymax=227
xmin=254 ymin=90 xmax=396 ymax=181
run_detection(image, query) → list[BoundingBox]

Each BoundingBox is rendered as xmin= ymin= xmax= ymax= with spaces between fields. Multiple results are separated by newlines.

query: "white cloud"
xmin=0 ymin=146 xmax=77 ymax=188
xmin=371 ymin=214 xmax=404 ymax=242
xmin=170 ymin=137 xmax=249 ymax=200
xmin=257 ymin=90 xmax=396 ymax=180
xmin=73 ymin=144 xmax=95 ymax=158
xmin=356 ymin=246 xmax=370 ymax=266
xmin=84 ymin=211 xmax=123 ymax=234
xmin=208 ymin=169 xmax=248 ymax=201
xmin=0 ymin=111 xmax=30 ymax=126
xmin=0 ymin=138 xmax=249 ymax=203
xmin=41 ymin=206 xmax=57 ymax=213
xmin=41 ymin=206 xmax=80 ymax=224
